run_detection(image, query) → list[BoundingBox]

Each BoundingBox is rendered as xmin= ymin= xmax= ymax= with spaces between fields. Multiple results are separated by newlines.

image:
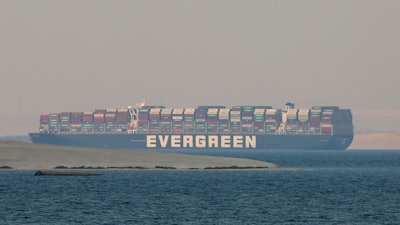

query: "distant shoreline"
xmin=350 ymin=132 xmax=400 ymax=150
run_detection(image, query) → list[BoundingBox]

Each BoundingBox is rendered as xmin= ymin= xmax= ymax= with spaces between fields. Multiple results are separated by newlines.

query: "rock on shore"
xmin=0 ymin=141 xmax=277 ymax=170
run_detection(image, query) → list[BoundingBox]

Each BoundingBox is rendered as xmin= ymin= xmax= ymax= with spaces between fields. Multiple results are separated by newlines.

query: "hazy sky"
xmin=1 ymin=0 xmax=399 ymax=135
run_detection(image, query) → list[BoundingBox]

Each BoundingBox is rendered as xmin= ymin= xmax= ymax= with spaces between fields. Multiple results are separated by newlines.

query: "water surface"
xmin=1 ymin=149 xmax=400 ymax=224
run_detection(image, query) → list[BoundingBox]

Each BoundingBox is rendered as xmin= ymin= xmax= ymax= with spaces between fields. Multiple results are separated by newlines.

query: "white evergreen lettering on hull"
xmin=146 ymin=135 xmax=256 ymax=148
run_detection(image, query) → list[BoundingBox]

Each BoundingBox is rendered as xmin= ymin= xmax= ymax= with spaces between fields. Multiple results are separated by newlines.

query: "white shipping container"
xmin=254 ymin=109 xmax=265 ymax=113
xmin=173 ymin=108 xmax=184 ymax=114
xmin=219 ymin=113 xmax=230 ymax=116
xmin=299 ymin=109 xmax=309 ymax=112
xmin=106 ymin=109 xmax=117 ymax=113
xmin=322 ymin=112 xmax=333 ymax=116
xmin=311 ymin=109 xmax=321 ymax=113
xmin=219 ymin=109 xmax=230 ymax=114
xmin=184 ymin=108 xmax=195 ymax=114
xmin=161 ymin=108 xmax=172 ymax=114
xmin=207 ymin=109 xmax=219 ymax=114
xmin=230 ymin=118 xmax=241 ymax=122
xmin=219 ymin=116 xmax=230 ymax=119
xmin=150 ymin=108 xmax=161 ymax=113
xmin=298 ymin=110 xmax=309 ymax=120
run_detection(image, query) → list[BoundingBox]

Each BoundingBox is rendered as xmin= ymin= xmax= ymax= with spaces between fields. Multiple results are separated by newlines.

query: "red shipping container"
xmin=139 ymin=114 xmax=149 ymax=120
xmin=40 ymin=115 xmax=49 ymax=124
xmin=138 ymin=120 xmax=149 ymax=126
xmin=172 ymin=128 xmax=183 ymax=133
xmin=321 ymin=128 xmax=333 ymax=134
xmin=60 ymin=112 xmax=71 ymax=117
xmin=149 ymin=114 xmax=160 ymax=120
xmin=94 ymin=114 xmax=105 ymax=124
xmin=105 ymin=114 xmax=116 ymax=123
xmin=95 ymin=109 xmax=106 ymax=114
xmin=83 ymin=113 xmax=94 ymax=122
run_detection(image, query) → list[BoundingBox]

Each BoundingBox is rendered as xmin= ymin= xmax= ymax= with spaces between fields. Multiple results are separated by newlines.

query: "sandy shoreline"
xmin=0 ymin=141 xmax=278 ymax=170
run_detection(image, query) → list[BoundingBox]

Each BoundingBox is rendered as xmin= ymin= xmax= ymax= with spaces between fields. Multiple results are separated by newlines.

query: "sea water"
xmin=1 ymin=149 xmax=400 ymax=225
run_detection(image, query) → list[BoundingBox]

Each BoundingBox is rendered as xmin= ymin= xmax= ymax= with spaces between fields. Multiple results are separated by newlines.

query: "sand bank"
xmin=0 ymin=141 xmax=277 ymax=170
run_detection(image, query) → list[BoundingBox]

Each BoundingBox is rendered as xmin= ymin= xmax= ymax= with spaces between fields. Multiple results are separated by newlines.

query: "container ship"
xmin=29 ymin=103 xmax=354 ymax=150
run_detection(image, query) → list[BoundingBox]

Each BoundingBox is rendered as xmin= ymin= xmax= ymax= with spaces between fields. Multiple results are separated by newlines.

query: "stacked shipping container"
xmin=161 ymin=108 xmax=172 ymax=133
xmin=218 ymin=109 xmax=230 ymax=133
xmin=206 ymin=108 xmax=218 ymax=133
xmin=116 ymin=109 xmax=129 ymax=132
xmin=138 ymin=108 xmax=149 ymax=133
xmin=265 ymin=109 xmax=280 ymax=133
xmin=70 ymin=112 xmax=82 ymax=133
xmin=230 ymin=108 xmax=241 ymax=133
xmin=195 ymin=107 xmax=207 ymax=133
xmin=60 ymin=112 xmax=71 ymax=133
xmin=48 ymin=113 xmax=59 ymax=133
xmin=82 ymin=112 xmax=93 ymax=133
xmin=38 ymin=104 xmax=350 ymax=136
xmin=297 ymin=109 xmax=309 ymax=134
xmin=105 ymin=109 xmax=116 ymax=133
xmin=285 ymin=109 xmax=298 ymax=134
xmin=172 ymin=108 xmax=184 ymax=133
xmin=309 ymin=108 xmax=321 ymax=134
xmin=39 ymin=115 xmax=49 ymax=133
xmin=253 ymin=109 xmax=265 ymax=133
xmin=183 ymin=108 xmax=195 ymax=133
xmin=321 ymin=109 xmax=334 ymax=135
xmin=149 ymin=108 xmax=161 ymax=133
xmin=94 ymin=110 xmax=105 ymax=133
xmin=241 ymin=106 xmax=254 ymax=133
